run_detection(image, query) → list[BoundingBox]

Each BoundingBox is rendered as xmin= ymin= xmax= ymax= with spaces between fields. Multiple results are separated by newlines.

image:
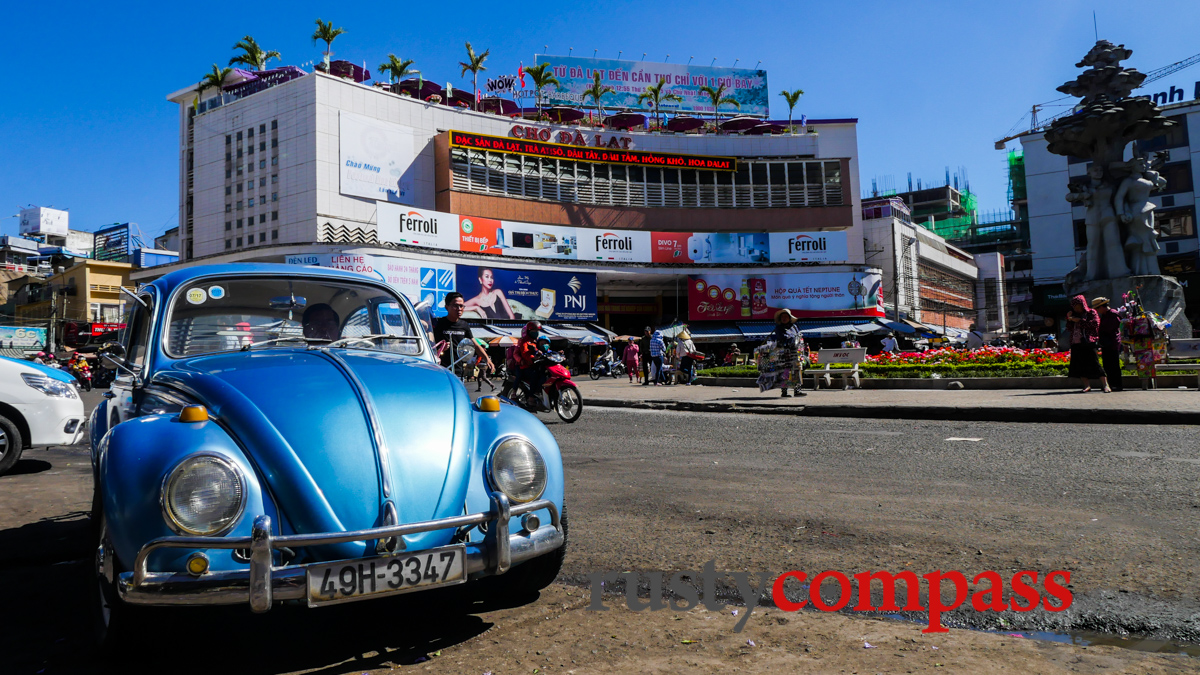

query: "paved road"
xmin=2 ymin=398 xmax=1198 ymax=673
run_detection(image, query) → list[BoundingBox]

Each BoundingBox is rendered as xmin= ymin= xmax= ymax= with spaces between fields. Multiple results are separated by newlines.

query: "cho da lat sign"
xmin=449 ymin=130 xmax=735 ymax=171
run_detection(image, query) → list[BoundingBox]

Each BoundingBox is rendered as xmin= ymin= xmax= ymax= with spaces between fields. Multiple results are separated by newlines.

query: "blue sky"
xmin=3 ymin=0 xmax=1199 ymax=241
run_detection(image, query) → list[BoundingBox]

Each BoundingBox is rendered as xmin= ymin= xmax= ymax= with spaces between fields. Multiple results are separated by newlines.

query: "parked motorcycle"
xmin=589 ymin=358 xmax=625 ymax=380
xmin=500 ymin=352 xmax=583 ymax=423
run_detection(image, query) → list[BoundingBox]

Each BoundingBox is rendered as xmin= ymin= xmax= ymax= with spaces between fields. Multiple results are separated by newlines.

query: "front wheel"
xmin=588 ymin=368 xmax=601 ymax=381
xmin=554 ymin=384 xmax=583 ymax=423
xmin=90 ymin=495 xmax=141 ymax=652
xmin=0 ymin=414 xmax=25 ymax=476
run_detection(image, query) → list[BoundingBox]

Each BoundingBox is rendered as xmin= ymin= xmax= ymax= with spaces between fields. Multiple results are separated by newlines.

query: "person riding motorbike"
xmin=515 ymin=321 xmax=547 ymax=410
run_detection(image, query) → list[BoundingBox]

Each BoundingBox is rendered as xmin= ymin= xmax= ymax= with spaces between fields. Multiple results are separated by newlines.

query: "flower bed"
xmin=867 ymin=346 xmax=1069 ymax=367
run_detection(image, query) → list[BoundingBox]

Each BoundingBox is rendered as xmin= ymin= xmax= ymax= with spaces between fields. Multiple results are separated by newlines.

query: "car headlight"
xmin=21 ymin=373 xmax=77 ymax=399
xmin=162 ymin=455 xmax=245 ymax=535
xmin=489 ymin=437 xmax=547 ymax=504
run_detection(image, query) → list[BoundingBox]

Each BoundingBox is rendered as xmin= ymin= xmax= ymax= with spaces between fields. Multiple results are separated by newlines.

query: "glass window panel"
xmin=716 ymin=168 xmax=733 ymax=185
xmin=806 ymin=162 xmax=823 ymax=184
xmin=787 ymin=163 xmax=805 ymax=184
xmin=734 ymin=163 xmax=750 ymax=185
xmin=680 ymin=169 xmax=698 ymax=184
xmin=769 ymin=164 xmax=787 ymax=185
xmin=751 ymin=164 xmax=768 ymax=185
xmin=824 ymin=161 xmax=841 ymax=184
xmin=646 ymin=168 xmax=663 ymax=183
xmin=610 ymin=165 xmax=627 ymax=181
xmin=559 ymin=161 xmax=576 ymax=178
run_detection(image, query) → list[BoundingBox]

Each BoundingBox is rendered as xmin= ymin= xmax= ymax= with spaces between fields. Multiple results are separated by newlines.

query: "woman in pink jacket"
xmin=622 ymin=341 xmax=641 ymax=383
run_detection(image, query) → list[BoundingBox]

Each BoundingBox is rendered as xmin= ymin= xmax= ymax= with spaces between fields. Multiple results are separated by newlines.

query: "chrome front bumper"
xmin=118 ymin=494 xmax=562 ymax=612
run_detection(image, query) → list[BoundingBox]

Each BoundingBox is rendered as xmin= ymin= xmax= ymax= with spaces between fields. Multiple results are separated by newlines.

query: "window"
xmin=247 ymin=180 xmax=254 ymax=191
xmin=226 ymin=169 xmax=232 ymax=179
xmin=236 ymin=149 xmax=243 ymax=158
xmin=225 ymin=239 xmax=232 ymax=250
xmin=259 ymin=233 xmax=266 ymax=243
xmin=236 ymin=201 xmax=243 ymax=210
xmin=236 ymin=237 xmax=243 ymax=246
xmin=248 ymin=162 xmax=254 ymax=173
xmin=248 ymin=127 xmax=254 ymax=138
xmin=248 ymin=197 xmax=255 ymax=207
xmin=271 ymin=174 xmax=278 ymax=184
xmin=260 ymin=159 xmax=267 ymax=169
xmin=237 ymin=183 xmax=243 ymax=193
xmin=271 ymin=120 xmax=277 ymax=130
xmin=271 ymin=229 xmax=278 ymax=240
xmin=237 ymin=166 xmax=243 ymax=176
xmin=259 ymin=141 xmax=265 ymax=151
xmin=225 ymin=204 xmax=232 ymax=213
xmin=271 ymin=192 xmax=278 ymax=201
xmin=271 ymin=138 xmax=277 ymax=148
xmin=1158 ymin=162 xmax=1193 ymax=195
xmin=225 ymin=186 xmax=231 ymax=195
xmin=1157 ymin=207 xmax=1195 ymax=238
xmin=248 ymin=144 xmax=254 ymax=154
xmin=226 ymin=135 xmax=231 ymax=145
xmin=225 ymin=221 xmax=231 ymax=231
xmin=271 ymin=156 xmax=278 ymax=166
xmin=226 ymin=152 xmax=231 ymax=161
xmin=259 ymin=124 xmax=266 ymax=134
xmin=236 ymin=131 xmax=242 ymax=141
xmin=271 ymin=211 xmax=278 ymax=221
xmin=237 ymin=219 xmax=243 ymax=228
xmin=1161 ymin=253 xmax=1198 ymax=275
xmin=122 ymin=295 xmax=155 ymax=372
xmin=259 ymin=214 xmax=266 ymax=224
xmin=260 ymin=177 xmax=266 ymax=187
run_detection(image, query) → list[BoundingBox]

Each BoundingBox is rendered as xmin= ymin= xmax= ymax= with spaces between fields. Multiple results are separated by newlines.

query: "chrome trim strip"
xmin=317 ymin=349 xmax=394 ymax=499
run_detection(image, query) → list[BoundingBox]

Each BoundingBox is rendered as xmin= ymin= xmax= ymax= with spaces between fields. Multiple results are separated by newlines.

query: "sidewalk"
xmin=576 ymin=377 xmax=1200 ymax=425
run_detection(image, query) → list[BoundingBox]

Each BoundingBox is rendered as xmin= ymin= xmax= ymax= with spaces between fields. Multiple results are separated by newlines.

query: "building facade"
xmin=151 ymin=68 xmax=896 ymax=340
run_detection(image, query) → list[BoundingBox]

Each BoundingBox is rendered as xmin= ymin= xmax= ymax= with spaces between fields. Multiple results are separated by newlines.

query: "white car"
xmin=0 ymin=355 xmax=87 ymax=475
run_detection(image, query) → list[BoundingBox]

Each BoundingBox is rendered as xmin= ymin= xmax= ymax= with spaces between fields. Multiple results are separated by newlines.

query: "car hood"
xmin=154 ymin=348 xmax=473 ymax=559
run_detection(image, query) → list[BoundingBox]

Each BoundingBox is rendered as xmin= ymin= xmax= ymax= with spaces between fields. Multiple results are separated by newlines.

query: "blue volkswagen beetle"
xmin=88 ymin=263 xmax=566 ymax=644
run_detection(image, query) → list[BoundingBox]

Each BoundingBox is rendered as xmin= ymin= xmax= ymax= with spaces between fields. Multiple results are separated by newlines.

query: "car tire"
xmin=0 ymin=414 xmax=25 ymax=476
xmin=499 ymin=504 xmax=568 ymax=598
xmin=90 ymin=489 xmax=141 ymax=653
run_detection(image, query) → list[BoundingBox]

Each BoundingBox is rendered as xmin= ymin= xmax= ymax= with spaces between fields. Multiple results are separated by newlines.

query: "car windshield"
xmin=166 ymin=276 xmax=426 ymax=358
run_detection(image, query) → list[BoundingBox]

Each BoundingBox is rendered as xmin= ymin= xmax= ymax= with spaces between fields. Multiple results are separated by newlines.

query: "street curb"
xmin=586 ymin=397 xmax=1200 ymax=425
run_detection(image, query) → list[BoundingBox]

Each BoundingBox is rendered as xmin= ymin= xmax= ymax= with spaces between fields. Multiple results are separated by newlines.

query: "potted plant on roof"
xmin=779 ymin=88 xmax=804 ymax=135
xmin=699 ymin=83 xmax=740 ymax=135
xmin=583 ymin=71 xmax=615 ymax=130
xmin=638 ymin=78 xmax=682 ymax=133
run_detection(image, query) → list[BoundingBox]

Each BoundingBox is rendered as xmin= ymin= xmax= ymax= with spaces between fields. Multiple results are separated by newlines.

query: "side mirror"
xmin=99 ymin=344 xmax=127 ymax=371
xmin=450 ymin=338 xmax=478 ymax=368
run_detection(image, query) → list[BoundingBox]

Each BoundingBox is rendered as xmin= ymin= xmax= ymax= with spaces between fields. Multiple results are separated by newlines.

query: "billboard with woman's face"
xmin=456 ymin=264 xmax=597 ymax=321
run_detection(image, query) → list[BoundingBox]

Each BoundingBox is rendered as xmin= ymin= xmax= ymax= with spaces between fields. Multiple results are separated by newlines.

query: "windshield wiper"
xmin=242 ymin=336 xmax=329 ymax=351
xmin=325 ymin=334 xmax=422 ymax=349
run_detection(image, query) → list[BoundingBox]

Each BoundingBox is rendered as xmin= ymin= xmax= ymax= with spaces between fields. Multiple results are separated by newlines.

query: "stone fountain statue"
xmin=1044 ymin=40 xmax=1189 ymax=336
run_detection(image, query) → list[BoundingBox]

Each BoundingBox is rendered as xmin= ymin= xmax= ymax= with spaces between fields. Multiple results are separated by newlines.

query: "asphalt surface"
xmin=2 ymin=392 xmax=1198 ymax=673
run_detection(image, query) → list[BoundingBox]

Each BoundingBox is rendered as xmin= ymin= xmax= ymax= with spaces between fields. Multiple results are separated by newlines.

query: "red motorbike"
xmin=500 ymin=352 xmax=583 ymax=423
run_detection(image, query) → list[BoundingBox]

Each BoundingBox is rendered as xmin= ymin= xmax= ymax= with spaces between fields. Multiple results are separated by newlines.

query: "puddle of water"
xmin=1000 ymin=629 xmax=1200 ymax=657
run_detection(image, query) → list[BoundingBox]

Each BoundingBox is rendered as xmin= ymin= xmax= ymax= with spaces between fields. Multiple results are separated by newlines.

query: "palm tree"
xmin=698 ymin=83 xmax=740 ymax=133
xmin=229 ymin=36 xmax=280 ymax=71
xmin=459 ymin=42 xmax=490 ymax=111
xmin=522 ymin=62 xmax=559 ymax=121
xmin=582 ymin=71 xmax=616 ymax=126
xmin=195 ymin=64 xmax=232 ymax=110
xmin=378 ymin=54 xmax=416 ymax=86
xmin=312 ymin=19 xmax=346 ymax=70
xmin=637 ymin=78 xmax=682 ymax=130
xmin=779 ymin=88 xmax=805 ymax=133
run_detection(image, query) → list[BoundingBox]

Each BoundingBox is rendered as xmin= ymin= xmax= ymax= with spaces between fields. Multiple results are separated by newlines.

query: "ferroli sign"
xmin=767 ymin=232 xmax=849 ymax=263
xmin=450 ymin=130 xmax=736 ymax=171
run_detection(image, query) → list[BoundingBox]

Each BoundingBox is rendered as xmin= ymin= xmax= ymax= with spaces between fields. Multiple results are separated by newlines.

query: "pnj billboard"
xmin=456 ymin=264 xmax=597 ymax=321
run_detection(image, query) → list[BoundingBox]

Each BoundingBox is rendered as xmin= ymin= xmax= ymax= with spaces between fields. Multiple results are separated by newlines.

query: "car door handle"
xmin=103 ymin=392 xmax=115 ymax=399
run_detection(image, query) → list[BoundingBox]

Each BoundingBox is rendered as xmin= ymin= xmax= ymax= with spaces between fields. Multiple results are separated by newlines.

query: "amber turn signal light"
xmin=179 ymin=405 xmax=209 ymax=423
xmin=476 ymin=396 xmax=501 ymax=413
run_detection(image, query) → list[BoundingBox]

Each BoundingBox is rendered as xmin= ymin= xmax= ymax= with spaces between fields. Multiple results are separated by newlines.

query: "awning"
xmin=797 ymin=322 xmax=884 ymax=338
xmin=737 ymin=319 xmax=881 ymax=340
xmin=686 ymin=324 xmax=745 ymax=342
xmin=544 ymin=324 xmax=609 ymax=343
xmin=736 ymin=322 xmax=776 ymax=339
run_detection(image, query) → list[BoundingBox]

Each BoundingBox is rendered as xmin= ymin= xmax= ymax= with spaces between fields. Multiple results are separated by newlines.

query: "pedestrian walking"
xmin=639 ymin=327 xmax=653 ymax=386
xmin=1066 ymin=294 xmax=1108 ymax=393
xmin=966 ymin=325 xmax=985 ymax=350
xmin=1093 ymin=296 xmax=1124 ymax=392
xmin=762 ymin=309 xmax=807 ymax=397
xmin=881 ymin=333 xmax=898 ymax=353
xmin=622 ymin=340 xmax=641 ymax=383
xmin=676 ymin=330 xmax=699 ymax=385
xmin=648 ymin=330 xmax=666 ymax=385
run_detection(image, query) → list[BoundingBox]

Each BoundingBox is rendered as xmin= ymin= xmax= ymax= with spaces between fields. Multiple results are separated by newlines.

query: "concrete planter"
xmin=695 ymin=374 xmax=1197 ymax=390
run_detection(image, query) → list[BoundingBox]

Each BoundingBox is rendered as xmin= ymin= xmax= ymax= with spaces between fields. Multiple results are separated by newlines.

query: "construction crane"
xmin=994 ymin=49 xmax=1200 ymax=149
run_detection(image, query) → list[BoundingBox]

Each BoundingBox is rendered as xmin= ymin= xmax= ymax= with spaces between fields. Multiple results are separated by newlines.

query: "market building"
xmin=149 ymin=59 xmax=921 ymax=348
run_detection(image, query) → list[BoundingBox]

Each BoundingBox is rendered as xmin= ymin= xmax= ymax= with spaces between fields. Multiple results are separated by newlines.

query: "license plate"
xmin=306 ymin=545 xmax=465 ymax=607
